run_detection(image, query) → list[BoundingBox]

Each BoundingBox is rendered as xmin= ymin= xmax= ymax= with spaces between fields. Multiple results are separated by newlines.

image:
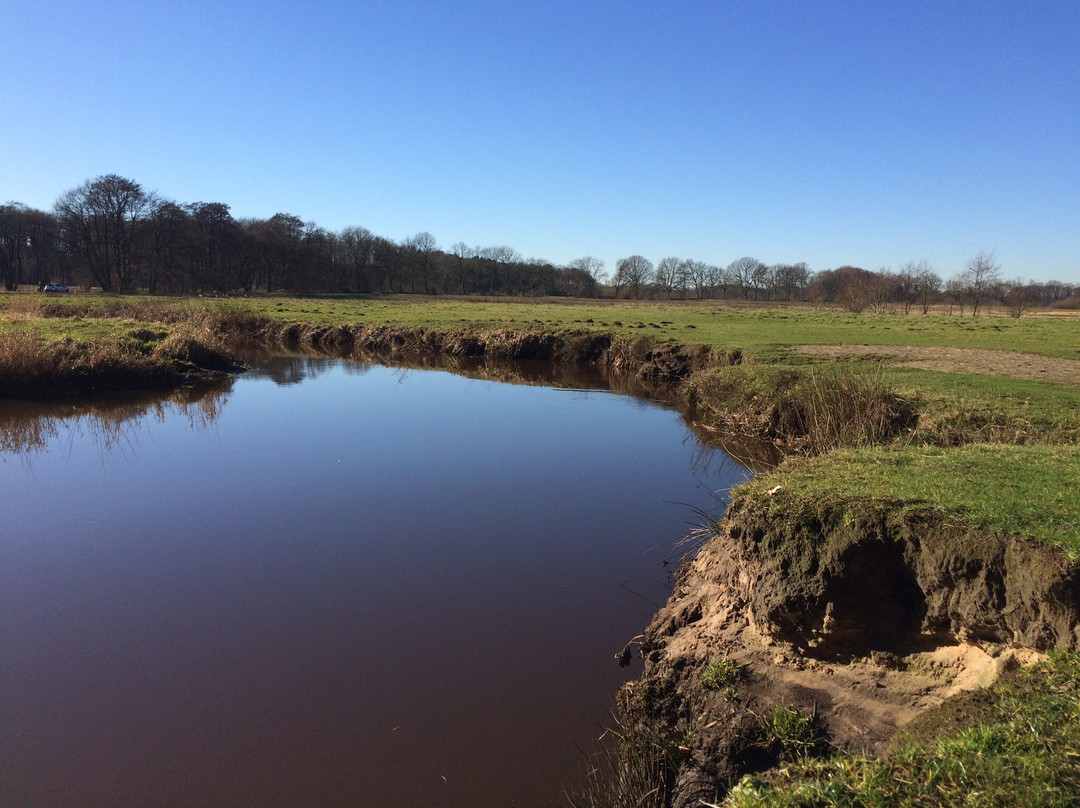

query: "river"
xmin=0 ymin=356 xmax=749 ymax=807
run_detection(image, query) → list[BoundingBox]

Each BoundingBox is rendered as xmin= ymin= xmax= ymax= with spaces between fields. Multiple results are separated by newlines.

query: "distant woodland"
xmin=2 ymin=174 xmax=1075 ymax=314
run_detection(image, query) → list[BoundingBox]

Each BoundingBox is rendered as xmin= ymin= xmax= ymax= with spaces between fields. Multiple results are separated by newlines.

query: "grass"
xmin=719 ymin=652 xmax=1080 ymax=808
xmin=701 ymin=658 xmax=743 ymax=690
xmin=0 ymin=310 xmax=242 ymax=398
xmin=5 ymin=293 xmax=1079 ymax=359
xmin=564 ymin=714 xmax=679 ymax=808
xmin=740 ymin=444 xmax=1080 ymax=554
xmin=681 ymin=363 xmax=918 ymax=453
xmin=886 ymin=367 xmax=1080 ymax=445
xmin=752 ymin=705 xmax=825 ymax=763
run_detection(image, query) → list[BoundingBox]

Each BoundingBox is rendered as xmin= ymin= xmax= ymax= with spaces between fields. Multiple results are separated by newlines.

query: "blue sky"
xmin=3 ymin=0 xmax=1077 ymax=282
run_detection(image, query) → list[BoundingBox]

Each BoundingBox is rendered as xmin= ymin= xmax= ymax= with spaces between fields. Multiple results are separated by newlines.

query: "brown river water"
xmin=0 ymin=357 xmax=749 ymax=807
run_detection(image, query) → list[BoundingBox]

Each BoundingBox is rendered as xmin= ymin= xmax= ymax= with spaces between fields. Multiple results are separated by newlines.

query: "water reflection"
xmin=1 ymin=357 xmax=753 ymax=808
xmin=0 ymin=381 xmax=232 ymax=458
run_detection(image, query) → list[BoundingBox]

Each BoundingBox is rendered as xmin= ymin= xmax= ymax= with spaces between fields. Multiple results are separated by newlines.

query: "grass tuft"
xmin=701 ymin=659 xmax=742 ymax=690
xmin=564 ymin=714 xmax=681 ymax=808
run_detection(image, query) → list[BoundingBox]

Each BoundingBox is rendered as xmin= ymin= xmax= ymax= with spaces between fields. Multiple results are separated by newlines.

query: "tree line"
xmin=1 ymin=174 xmax=1075 ymax=314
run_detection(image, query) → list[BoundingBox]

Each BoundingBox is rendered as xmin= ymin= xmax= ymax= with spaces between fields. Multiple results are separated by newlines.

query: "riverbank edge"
xmin=610 ymin=488 xmax=1080 ymax=807
xmin=5 ymin=310 xmax=1079 ymax=805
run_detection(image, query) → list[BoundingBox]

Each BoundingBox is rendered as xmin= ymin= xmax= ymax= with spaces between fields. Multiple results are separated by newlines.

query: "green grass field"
xmin=4 ymin=293 xmax=1077 ymax=358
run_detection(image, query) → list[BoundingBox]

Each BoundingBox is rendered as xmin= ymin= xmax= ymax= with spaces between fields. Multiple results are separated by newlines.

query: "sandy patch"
xmin=796 ymin=344 xmax=1080 ymax=387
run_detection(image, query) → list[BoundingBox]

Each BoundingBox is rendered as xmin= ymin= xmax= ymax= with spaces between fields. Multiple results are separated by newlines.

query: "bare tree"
xmin=945 ymin=276 xmax=967 ymax=316
xmin=55 ymin=174 xmax=157 ymax=292
xmin=773 ymin=262 xmax=810 ymax=301
xmin=866 ymin=268 xmax=898 ymax=314
xmin=404 ymin=231 xmax=438 ymax=294
xmin=999 ymin=277 xmax=1036 ymax=318
xmin=911 ymin=261 xmax=943 ymax=314
xmin=957 ymin=249 xmax=1001 ymax=317
xmin=654 ymin=257 xmax=684 ymax=299
xmin=680 ymin=260 xmax=709 ymax=298
xmin=449 ymin=241 xmax=476 ymax=294
xmin=567 ymin=256 xmax=607 ymax=286
xmin=0 ymin=203 xmax=31 ymax=290
xmin=340 ymin=226 xmax=375 ymax=292
xmin=727 ymin=256 xmax=764 ymax=299
xmin=614 ymin=255 xmax=654 ymax=299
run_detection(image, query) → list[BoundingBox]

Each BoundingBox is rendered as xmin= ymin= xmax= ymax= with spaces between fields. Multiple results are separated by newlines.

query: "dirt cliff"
xmin=620 ymin=490 xmax=1080 ymax=807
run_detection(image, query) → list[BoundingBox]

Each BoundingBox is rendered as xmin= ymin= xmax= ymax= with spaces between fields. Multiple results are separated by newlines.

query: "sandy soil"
xmin=796 ymin=344 xmax=1080 ymax=387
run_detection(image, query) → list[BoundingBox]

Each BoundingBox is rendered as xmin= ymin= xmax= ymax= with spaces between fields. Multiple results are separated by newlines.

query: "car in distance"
xmin=43 ymin=283 xmax=70 ymax=293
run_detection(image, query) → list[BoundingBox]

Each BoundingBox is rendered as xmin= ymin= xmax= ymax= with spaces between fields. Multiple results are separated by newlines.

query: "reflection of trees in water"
xmin=242 ymin=353 xmax=375 ymax=386
xmin=0 ymin=380 xmax=232 ymax=459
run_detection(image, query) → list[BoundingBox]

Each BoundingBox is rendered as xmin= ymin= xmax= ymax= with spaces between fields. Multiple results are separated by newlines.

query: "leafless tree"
xmin=404 ymin=231 xmax=438 ymax=294
xmin=567 ymin=256 xmax=607 ymax=285
xmin=341 ymin=226 xmax=375 ymax=292
xmin=0 ymin=203 xmax=31 ymax=290
xmin=773 ymin=262 xmax=810 ymax=301
xmin=679 ymin=260 xmax=708 ymax=298
xmin=55 ymin=174 xmax=157 ymax=292
xmin=614 ymin=255 xmax=654 ymax=299
xmin=654 ymin=256 xmax=684 ymax=298
xmin=957 ymin=249 xmax=1001 ymax=317
xmin=896 ymin=260 xmax=941 ymax=314
xmin=727 ymin=256 xmax=764 ymax=299
xmin=999 ymin=277 xmax=1036 ymax=318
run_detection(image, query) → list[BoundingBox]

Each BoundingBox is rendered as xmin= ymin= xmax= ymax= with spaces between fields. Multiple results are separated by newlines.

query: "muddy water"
xmin=0 ymin=358 xmax=749 ymax=808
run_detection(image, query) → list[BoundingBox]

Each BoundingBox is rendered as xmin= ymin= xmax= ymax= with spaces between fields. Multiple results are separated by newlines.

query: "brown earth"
xmin=796 ymin=344 xmax=1080 ymax=387
xmin=622 ymin=491 xmax=1080 ymax=807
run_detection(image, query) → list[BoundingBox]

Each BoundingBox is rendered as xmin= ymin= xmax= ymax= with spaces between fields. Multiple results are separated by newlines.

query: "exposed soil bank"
xmin=620 ymin=491 xmax=1080 ymax=806
xmin=2 ymin=315 xmax=744 ymax=399
xmin=246 ymin=320 xmax=741 ymax=382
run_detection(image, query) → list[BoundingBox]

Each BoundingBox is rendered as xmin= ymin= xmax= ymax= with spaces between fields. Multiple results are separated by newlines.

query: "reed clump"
xmin=0 ymin=321 xmax=242 ymax=399
xmin=564 ymin=714 xmax=680 ymax=808
xmin=681 ymin=363 xmax=917 ymax=454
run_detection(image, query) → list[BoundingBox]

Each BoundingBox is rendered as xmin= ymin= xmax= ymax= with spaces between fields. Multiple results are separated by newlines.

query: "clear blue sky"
xmin=3 ymin=0 xmax=1078 ymax=282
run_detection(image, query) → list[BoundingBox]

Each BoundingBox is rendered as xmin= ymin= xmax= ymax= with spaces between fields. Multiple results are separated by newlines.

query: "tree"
xmin=957 ymin=249 xmax=1001 ymax=317
xmin=0 ymin=203 xmax=31 ymax=290
xmin=340 ymin=226 xmax=375 ymax=292
xmin=613 ymin=255 xmax=654 ymax=299
xmin=404 ymin=231 xmax=438 ymax=294
xmin=899 ymin=260 xmax=942 ymax=315
xmin=999 ymin=277 xmax=1036 ymax=318
xmin=866 ymin=268 xmax=898 ymax=314
xmin=567 ymin=256 xmax=607 ymax=287
xmin=655 ymin=256 xmax=684 ymax=298
xmin=727 ymin=256 xmax=765 ymax=299
xmin=774 ymin=263 xmax=810 ymax=301
xmin=54 ymin=174 xmax=156 ymax=292
xmin=145 ymin=200 xmax=190 ymax=294
xmin=560 ymin=256 xmax=603 ymax=297
xmin=945 ymin=276 xmax=967 ymax=316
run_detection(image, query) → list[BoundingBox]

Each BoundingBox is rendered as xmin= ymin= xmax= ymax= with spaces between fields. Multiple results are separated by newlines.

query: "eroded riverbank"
xmin=614 ymin=487 xmax=1080 ymax=806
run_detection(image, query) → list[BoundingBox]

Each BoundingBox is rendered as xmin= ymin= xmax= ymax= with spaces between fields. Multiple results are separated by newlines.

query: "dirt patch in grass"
xmin=797 ymin=344 xmax=1080 ymax=387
